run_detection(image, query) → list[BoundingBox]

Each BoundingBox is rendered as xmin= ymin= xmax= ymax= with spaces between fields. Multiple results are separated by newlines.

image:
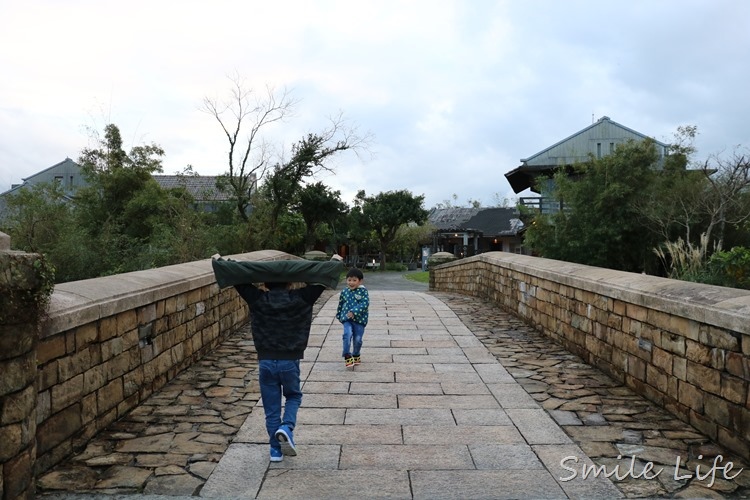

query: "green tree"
xmin=524 ymin=139 xmax=661 ymax=272
xmin=75 ymin=123 xmax=169 ymax=275
xmin=1 ymin=182 xmax=70 ymax=254
xmin=636 ymin=125 xmax=705 ymax=245
xmin=356 ymin=189 xmax=429 ymax=270
xmin=296 ymin=182 xmax=348 ymax=251
xmin=391 ymin=222 xmax=435 ymax=264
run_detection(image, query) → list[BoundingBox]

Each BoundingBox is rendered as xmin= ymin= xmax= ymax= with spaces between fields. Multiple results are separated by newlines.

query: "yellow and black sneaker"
xmin=352 ymin=355 xmax=361 ymax=366
xmin=345 ymin=356 xmax=354 ymax=368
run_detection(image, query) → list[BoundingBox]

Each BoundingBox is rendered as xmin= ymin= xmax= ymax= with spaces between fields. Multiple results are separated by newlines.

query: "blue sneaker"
xmin=270 ymin=446 xmax=283 ymax=462
xmin=275 ymin=425 xmax=297 ymax=456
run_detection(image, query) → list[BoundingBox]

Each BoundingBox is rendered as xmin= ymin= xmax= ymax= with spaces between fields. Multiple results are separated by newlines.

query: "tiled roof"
xmin=152 ymin=175 xmax=234 ymax=201
xmin=428 ymin=207 xmax=481 ymax=230
xmin=428 ymin=207 xmax=523 ymax=235
xmin=463 ymin=207 xmax=524 ymax=236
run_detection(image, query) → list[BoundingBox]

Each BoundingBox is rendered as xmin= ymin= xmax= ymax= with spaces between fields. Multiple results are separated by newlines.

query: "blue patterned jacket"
xmin=336 ymin=286 xmax=369 ymax=326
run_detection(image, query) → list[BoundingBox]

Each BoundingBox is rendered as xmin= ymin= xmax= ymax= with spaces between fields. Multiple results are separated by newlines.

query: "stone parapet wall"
xmin=32 ymin=250 xmax=294 ymax=476
xmin=0 ymin=242 xmax=45 ymax=500
xmin=430 ymin=252 xmax=750 ymax=459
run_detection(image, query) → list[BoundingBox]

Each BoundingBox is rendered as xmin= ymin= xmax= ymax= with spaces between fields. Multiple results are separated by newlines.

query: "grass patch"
xmin=404 ymin=271 xmax=429 ymax=283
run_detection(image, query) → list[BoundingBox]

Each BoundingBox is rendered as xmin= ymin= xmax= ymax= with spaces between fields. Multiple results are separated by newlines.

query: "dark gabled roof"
xmin=152 ymin=175 xmax=234 ymax=201
xmin=428 ymin=207 xmax=523 ymax=236
xmin=463 ymin=207 xmax=523 ymax=236
xmin=505 ymin=116 xmax=670 ymax=194
xmin=520 ymin=116 xmax=668 ymax=164
xmin=428 ymin=207 xmax=481 ymax=230
xmin=21 ymin=157 xmax=79 ymax=182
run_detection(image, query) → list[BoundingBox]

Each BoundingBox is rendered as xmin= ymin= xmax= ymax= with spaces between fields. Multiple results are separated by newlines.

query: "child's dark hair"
xmin=346 ymin=268 xmax=364 ymax=280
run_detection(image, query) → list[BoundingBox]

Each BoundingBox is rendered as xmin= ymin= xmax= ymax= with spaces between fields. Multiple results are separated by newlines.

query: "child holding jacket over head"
xmin=336 ymin=267 xmax=370 ymax=368
xmin=211 ymin=254 xmax=344 ymax=463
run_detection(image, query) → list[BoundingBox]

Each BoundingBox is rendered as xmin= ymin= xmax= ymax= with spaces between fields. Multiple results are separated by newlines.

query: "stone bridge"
xmin=2 ymin=233 xmax=750 ymax=498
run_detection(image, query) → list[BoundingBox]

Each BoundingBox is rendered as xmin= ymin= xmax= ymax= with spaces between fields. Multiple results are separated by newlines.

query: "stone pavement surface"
xmin=36 ymin=272 xmax=750 ymax=499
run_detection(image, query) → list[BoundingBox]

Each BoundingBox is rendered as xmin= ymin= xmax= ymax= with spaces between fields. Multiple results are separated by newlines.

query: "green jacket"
xmin=211 ymin=257 xmax=343 ymax=289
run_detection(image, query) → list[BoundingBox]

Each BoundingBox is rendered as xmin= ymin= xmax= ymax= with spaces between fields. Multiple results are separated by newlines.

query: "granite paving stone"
xmin=403 ymin=425 xmax=524 ymax=445
xmin=339 ymin=444 xmax=474 ymax=469
xmin=487 ymin=382 xmax=541 ymax=408
xmin=299 ymin=424 xmax=403 ymax=444
xmin=410 ymin=470 xmax=566 ymax=499
xmin=257 ymin=470 xmax=410 ymax=499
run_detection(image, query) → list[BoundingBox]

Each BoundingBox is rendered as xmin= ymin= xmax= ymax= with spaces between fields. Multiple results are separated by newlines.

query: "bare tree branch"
xmin=202 ymin=73 xmax=298 ymax=220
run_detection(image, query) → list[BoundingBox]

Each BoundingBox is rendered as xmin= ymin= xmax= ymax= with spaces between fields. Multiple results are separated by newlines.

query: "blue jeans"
xmin=258 ymin=359 xmax=302 ymax=448
xmin=342 ymin=321 xmax=365 ymax=357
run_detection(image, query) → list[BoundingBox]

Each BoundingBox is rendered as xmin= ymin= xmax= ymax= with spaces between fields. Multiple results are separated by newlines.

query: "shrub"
xmin=385 ymin=262 xmax=407 ymax=271
xmin=704 ymin=247 xmax=750 ymax=289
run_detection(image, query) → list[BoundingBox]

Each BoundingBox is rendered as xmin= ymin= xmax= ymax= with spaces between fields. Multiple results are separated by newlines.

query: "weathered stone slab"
xmin=346 ymin=408 xmax=455 ymax=425
xmin=302 ymin=393 xmax=396 ymax=408
xmin=340 ymin=444 xmax=473 ymax=469
xmin=143 ymin=472 xmax=204 ymax=496
xmin=267 ymin=444 xmax=341 ymax=470
xmin=457 ymin=348 xmax=497 ymax=364
xmin=453 ymin=408 xmax=513 ymax=426
xmin=297 ymin=407 xmax=347 ymax=425
xmin=399 ymin=394 xmax=501 ymax=409
xmin=488 ymin=383 xmax=541 ymax=408
xmin=233 ymin=411 xmax=266 ymax=443
xmin=404 ymin=425 xmax=524 ymax=445
xmin=506 ymin=409 xmax=572 ymax=444
xmin=474 ymin=363 xmax=516 ymax=383
xmin=95 ymin=465 xmax=153 ymax=489
xmin=441 ymin=381 xmax=489 ymax=395
xmin=350 ymin=382 xmax=443 ymax=395
xmin=533 ymin=444 xmax=624 ymax=499
xmin=425 ymin=346 xmax=464 ymax=356
xmin=549 ymin=409 xmax=584 ymax=426
xmin=434 ymin=363 xmax=481 ymax=373
xmin=453 ymin=335 xmax=485 ymax=348
xmin=393 ymin=353 xmax=468 ymax=364
xmin=316 ymin=346 xmax=426 ymax=362
xmin=307 ymin=368 xmax=394 ymax=382
xmin=470 ymin=443 xmax=545 ymax=469
xmin=200 ymin=443 xmax=266 ymax=498
xmin=395 ymin=361 xmax=445 ymax=373
xmin=411 ymin=469 xmax=566 ymax=499
xmin=258 ymin=470 xmax=410 ymax=499
xmin=396 ymin=371 xmax=483 ymax=384
xmin=300 ymin=381 xmax=350 ymax=394
xmin=392 ymin=339 xmax=457 ymax=348
xmin=302 ymin=424 xmax=403 ymax=444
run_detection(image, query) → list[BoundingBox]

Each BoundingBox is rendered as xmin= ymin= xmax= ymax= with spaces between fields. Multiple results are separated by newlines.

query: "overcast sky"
xmin=2 ymin=0 xmax=749 ymax=209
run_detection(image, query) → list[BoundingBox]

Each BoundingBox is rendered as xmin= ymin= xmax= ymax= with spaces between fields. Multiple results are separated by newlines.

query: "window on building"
xmin=610 ymin=142 xmax=615 ymax=154
xmin=596 ymin=143 xmax=602 ymax=158
xmin=54 ymin=175 xmax=63 ymax=184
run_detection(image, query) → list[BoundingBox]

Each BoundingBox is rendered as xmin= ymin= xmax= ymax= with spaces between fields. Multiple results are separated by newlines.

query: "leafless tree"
xmin=699 ymin=147 xmax=750 ymax=248
xmin=202 ymin=74 xmax=298 ymax=220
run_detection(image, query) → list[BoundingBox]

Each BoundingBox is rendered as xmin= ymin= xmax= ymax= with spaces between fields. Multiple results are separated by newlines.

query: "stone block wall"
xmin=1 ymin=248 xmax=296 ymax=493
xmin=431 ymin=252 xmax=750 ymax=459
xmin=0 ymin=233 xmax=45 ymax=500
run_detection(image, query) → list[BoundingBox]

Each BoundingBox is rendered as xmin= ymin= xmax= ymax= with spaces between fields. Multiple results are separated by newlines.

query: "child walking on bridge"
xmin=336 ymin=268 xmax=370 ymax=368
xmin=212 ymin=255 xmax=343 ymax=462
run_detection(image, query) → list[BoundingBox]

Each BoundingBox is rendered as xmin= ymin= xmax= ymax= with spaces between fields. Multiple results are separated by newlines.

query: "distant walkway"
xmin=37 ymin=274 xmax=749 ymax=498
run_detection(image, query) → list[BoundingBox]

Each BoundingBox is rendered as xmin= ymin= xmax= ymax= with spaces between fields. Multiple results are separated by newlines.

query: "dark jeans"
xmin=258 ymin=359 xmax=302 ymax=449
xmin=341 ymin=320 xmax=365 ymax=357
